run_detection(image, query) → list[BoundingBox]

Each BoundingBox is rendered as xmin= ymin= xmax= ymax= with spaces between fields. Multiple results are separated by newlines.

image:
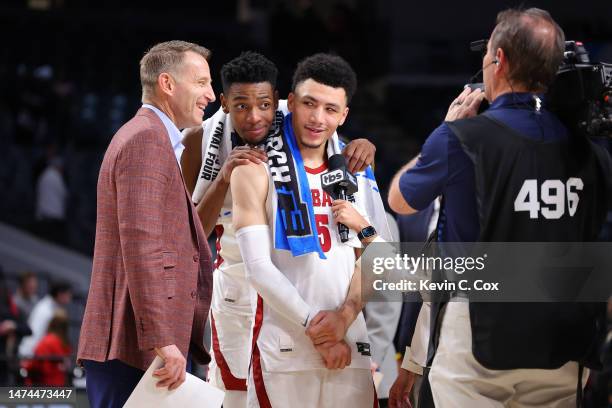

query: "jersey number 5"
xmin=514 ymin=178 xmax=583 ymax=219
xmin=315 ymin=214 xmax=332 ymax=252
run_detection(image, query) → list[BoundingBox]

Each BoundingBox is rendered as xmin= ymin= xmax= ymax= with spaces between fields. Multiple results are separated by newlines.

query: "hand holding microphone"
xmin=320 ymin=154 xmax=359 ymax=243
xmin=445 ymin=86 xmax=485 ymax=122
xmin=331 ymin=200 xmax=370 ymax=236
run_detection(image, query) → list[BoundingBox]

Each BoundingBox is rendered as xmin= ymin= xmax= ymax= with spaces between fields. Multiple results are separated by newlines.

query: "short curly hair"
xmin=291 ymin=53 xmax=357 ymax=104
xmin=221 ymin=51 xmax=278 ymax=92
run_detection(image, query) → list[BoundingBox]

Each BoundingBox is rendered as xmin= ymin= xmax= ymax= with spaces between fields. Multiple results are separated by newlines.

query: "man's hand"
xmin=315 ymin=340 xmax=352 ymax=369
xmin=343 ymin=138 xmax=376 ymax=173
xmin=306 ymin=310 xmax=350 ymax=348
xmin=389 ymin=368 xmax=416 ymax=408
xmin=332 ymin=199 xmax=369 ymax=233
xmin=153 ymin=344 xmax=186 ymax=391
xmin=219 ymin=146 xmax=267 ymax=183
xmin=445 ymin=87 xmax=485 ymax=122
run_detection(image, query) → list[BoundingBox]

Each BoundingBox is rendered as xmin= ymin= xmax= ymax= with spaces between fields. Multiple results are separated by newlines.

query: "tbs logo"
xmin=322 ymin=169 xmax=344 ymax=186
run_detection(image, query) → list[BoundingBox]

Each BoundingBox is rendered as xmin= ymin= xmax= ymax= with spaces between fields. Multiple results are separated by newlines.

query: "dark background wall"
xmin=0 ymin=0 xmax=610 ymax=254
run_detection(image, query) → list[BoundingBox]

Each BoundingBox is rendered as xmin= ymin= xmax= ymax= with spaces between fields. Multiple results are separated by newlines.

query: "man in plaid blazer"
xmin=77 ymin=41 xmax=216 ymax=408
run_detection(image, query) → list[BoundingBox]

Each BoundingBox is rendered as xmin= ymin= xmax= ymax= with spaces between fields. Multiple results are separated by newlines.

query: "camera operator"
xmin=388 ymin=7 xmax=611 ymax=407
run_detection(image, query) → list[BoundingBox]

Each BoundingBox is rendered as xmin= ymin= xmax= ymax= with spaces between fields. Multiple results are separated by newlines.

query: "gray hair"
xmin=490 ymin=8 xmax=565 ymax=91
xmin=139 ymin=40 xmax=211 ymax=98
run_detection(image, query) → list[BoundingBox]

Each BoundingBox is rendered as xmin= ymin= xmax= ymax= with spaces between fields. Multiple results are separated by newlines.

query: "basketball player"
xmin=231 ymin=53 xmax=380 ymax=408
xmin=180 ymin=51 xmax=377 ymax=407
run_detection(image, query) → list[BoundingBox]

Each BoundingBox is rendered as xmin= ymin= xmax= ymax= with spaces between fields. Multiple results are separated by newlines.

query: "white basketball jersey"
xmin=198 ymin=115 xmax=245 ymax=278
xmin=214 ymin=190 xmax=242 ymax=269
xmin=254 ymin=162 xmax=371 ymax=372
xmin=210 ymin=190 xmax=257 ymax=318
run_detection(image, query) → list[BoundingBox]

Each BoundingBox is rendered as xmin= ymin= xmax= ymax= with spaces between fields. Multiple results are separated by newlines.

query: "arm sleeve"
xmin=236 ymin=225 xmax=312 ymax=327
xmin=401 ymin=347 xmax=424 ymax=375
xmin=399 ymin=124 xmax=452 ymax=210
xmin=400 ymin=301 xmax=431 ymax=373
xmin=116 ymin=135 xmax=174 ymax=351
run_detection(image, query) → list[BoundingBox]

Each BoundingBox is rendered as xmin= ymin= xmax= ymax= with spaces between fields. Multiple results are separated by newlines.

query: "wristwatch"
xmin=357 ymin=225 xmax=377 ymax=241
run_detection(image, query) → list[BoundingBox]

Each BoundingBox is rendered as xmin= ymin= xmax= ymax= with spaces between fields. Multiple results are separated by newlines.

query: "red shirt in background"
xmin=25 ymin=333 xmax=71 ymax=386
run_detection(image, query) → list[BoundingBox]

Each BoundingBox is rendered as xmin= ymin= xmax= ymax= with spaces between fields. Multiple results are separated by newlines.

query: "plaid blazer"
xmin=77 ymin=108 xmax=213 ymax=371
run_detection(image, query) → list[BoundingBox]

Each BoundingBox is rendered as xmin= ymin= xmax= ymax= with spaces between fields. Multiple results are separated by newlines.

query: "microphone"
xmin=467 ymin=60 xmax=498 ymax=85
xmin=320 ymin=154 xmax=358 ymax=243
xmin=465 ymin=60 xmax=496 ymax=113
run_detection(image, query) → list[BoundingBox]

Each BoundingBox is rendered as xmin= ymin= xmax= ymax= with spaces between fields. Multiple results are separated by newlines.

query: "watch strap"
xmin=358 ymin=226 xmax=376 ymax=241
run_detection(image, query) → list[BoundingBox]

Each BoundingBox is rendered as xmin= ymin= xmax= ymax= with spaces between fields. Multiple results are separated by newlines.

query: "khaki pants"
xmin=429 ymin=301 xmax=587 ymax=408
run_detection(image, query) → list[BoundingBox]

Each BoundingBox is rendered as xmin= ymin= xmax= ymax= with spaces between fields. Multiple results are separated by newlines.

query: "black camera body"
xmin=546 ymin=41 xmax=612 ymax=138
xmin=468 ymin=40 xmax=611 ymax=137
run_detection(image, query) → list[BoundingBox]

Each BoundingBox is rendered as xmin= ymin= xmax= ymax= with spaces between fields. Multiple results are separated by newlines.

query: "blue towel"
xmin=266 ymin=114 xmax=326 ymax=259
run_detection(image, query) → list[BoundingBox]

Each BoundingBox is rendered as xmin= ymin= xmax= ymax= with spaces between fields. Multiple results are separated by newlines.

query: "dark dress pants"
xmin=83 ymin=359 xmax=144 ymax=408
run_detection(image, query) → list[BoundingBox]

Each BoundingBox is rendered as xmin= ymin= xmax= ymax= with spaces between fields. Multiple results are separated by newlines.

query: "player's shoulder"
xmin=231 ymin=162 xmax=268 ymax=187
xmin=231 ymin=163 xmax=269 ymax=207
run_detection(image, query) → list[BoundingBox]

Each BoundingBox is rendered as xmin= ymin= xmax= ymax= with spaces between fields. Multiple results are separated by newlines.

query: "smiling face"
xmin=287 ymin=78 xmax=349 ymax=151
xmin=221 ymin=82 xmax=278 ymax=145
xmin=169 ymin=51 xmax=216 ymax=128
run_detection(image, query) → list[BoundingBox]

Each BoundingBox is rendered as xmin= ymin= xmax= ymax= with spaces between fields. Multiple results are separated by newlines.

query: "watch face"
xmin=359 ymin=226 xmax=376 ymax=239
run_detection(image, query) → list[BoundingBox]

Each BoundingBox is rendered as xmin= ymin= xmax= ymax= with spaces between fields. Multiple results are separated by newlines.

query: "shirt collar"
xmin=489 ymin=92 xmax=545 ymax=111
xmin=142 ymin=104 xmax=185 ymax=166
